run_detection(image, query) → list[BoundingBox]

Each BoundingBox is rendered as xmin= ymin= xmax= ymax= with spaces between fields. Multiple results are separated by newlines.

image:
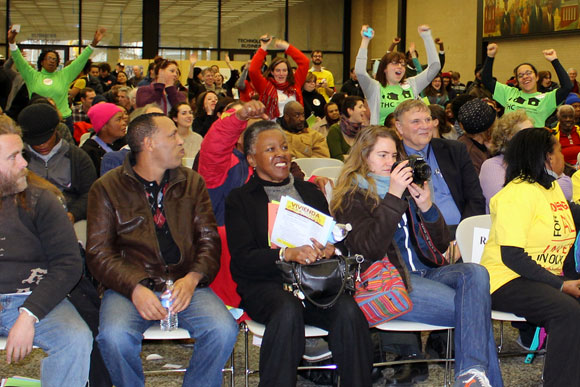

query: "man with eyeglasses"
xmin=309 ymin=50 xmax=335 ymax=102
xmin=278 ymin=101 xmax=329 ymax=158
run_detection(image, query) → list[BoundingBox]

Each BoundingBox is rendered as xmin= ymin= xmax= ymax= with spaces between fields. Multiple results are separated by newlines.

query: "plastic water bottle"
xmin=160 ymin=279 xmax=178 ymax=331
xmin=328 ymin=223 xmax=352 ymax=244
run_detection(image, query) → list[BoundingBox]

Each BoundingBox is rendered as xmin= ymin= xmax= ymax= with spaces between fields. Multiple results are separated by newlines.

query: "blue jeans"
xmin=97 ymin=287 xmax=238 ymax=387
xmin=397 ymin=263 xmax=503 ymax=387
xmin=0 ymin=294 xmax=92 ymax=387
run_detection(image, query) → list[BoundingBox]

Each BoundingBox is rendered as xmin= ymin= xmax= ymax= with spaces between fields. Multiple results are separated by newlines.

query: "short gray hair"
xmin=243 ymin=120 xmax=286 ymax=156
xmin=557 ymin=104 xmax=574 ymax=118
xmin=393 ymin=99 xmax=430 ymax=121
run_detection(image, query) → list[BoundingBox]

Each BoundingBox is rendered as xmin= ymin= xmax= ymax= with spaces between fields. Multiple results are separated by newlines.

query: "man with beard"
xmin=310 ymin=50 xmax=335 ymax=102
xmin=0 ymin=115 xmax=92 ymax=386
xmin=278 ymin=101 xmax=330 ymax=158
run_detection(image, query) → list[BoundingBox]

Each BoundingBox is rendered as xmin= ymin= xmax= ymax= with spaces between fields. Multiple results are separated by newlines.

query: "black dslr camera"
xmin=392 ymin=154 xmax=432 ymax=186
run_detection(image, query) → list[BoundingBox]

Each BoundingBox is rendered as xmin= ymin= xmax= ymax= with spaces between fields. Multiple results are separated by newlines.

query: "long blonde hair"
xmin=330 ymin=126 xmax=403 ymax=216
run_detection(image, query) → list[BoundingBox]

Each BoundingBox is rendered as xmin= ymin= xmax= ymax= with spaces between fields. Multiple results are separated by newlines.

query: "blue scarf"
xmin=355 ymin=173 xmax=390 ymax=198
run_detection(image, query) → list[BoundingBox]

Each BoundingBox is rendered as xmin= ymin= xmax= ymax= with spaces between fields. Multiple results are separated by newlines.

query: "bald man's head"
xmin=283 ymin=102 xmax=305 ymax=133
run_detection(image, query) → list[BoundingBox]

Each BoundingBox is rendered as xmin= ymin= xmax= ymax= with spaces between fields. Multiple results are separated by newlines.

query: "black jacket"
xmin=225 ymin=175 xmax=328 ymax=303
xmin=430 ymin=137 xmax=486 ymax=220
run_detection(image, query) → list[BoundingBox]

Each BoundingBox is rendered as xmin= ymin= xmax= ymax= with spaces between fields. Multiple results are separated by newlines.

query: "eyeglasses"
xmin=390 ymin=60 xmax=406 ymax=67
xmin=517 ymin=70 xmax=534 ymax=79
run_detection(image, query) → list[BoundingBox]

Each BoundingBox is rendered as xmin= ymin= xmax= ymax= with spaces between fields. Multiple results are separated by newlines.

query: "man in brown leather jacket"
xmin=86 ymin=112 xmax=238 ymax=387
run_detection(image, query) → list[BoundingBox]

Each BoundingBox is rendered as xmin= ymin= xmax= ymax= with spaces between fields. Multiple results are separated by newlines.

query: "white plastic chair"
xmin=456 ymin=214 xmax=527 ymax=353
xmin=181 ymin=157 xmax=195 ymax=169
xmin=243 ymin=319 xmax=336 ymax=387
xmin=375 ymin=320 xmax=454 ymax=386
xmin=294 ymin=158 xmax=343 ymax=177
xmin=73 ymin=220 xmax=87 ymax=249
xmin=310 ymin=166 xmax=343 ymax=181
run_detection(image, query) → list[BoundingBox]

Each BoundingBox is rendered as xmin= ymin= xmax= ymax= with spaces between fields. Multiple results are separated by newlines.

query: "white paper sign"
xmin=471 ymin=227 xmax=490 ymax=264
xmin=270 ymin=196 xmax=335 ymax=248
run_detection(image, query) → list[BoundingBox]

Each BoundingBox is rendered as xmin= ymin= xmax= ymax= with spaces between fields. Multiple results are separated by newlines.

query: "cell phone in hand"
xmin=12 ymin=24 xmax=20 ymax=33
xmin=260 ymin=35 xmax=273 ymax=43
xmin=363 ymin=27 xmax=373 ymax=38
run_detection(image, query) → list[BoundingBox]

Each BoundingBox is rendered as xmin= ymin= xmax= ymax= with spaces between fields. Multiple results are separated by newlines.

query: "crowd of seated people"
xmin=5 ymin=19 xmax=580 ymax=387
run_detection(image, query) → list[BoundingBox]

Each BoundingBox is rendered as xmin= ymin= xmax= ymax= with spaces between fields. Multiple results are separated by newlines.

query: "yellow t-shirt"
xmin=310 ymin=68 xmax=335 ymax=102
xmin=481 ymin=179 xmax=576 ymax=293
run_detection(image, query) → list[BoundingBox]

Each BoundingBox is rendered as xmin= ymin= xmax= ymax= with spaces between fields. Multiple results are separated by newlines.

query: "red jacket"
xmin=249 ymin=44 xmax=309 ymax=119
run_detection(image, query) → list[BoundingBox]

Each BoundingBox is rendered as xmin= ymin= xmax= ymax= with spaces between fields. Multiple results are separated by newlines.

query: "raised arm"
xmin=279 ymin=40 xmax=309 ymax=89
xmin=387 ymin=36 xmax=401 ymax=53
xmin=354 ymin=25 xmax=380 ymax=97
xmin=544 ymin=49 xmax=573 ymax=104
xmin=236 ymin=61 xmax=251 ymax=90
xmin=7 ymin=26 xmax=36 ymax=83
xmin=198 ymin=100 xmax=267 ymax=189
xmin=61 ymin=27 xmax=105 ymax=83
xmin=249 ymin=35 xmax=273 ymax=95
xmin=481 ymin=43 xmax=498 ymax=93
xmin=409 ymin=25 xmax=441 ymax=94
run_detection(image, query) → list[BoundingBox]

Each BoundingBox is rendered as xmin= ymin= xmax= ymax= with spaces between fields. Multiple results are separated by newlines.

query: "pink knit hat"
xmin=87 ymin=103 xmax=122 ymax=133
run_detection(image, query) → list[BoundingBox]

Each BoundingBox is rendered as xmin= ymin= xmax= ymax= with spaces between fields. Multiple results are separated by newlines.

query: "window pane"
xmin=0 ymin=0 xmax=6 ymax=44
xmin=288 ymin=0 xmax=343 ymax=52
xmin=10 ymin=0 xmax=79 ymax=44
xmin=82 ymin=0 xmax=142 ymax=47
xmin=220 ymin=0 xmax=285 ymax=51
xmin=160 ymin=0 xmax=217 ymax=49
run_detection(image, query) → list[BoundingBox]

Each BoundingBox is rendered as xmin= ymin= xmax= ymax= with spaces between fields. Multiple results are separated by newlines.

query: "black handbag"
xmin=276 ymin=254 xmax=364 ymax=309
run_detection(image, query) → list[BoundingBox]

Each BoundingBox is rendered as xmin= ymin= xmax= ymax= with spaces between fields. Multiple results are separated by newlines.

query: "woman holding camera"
xmin=331 ymin=125 xmax=503 ymax=387
xmin=225 ymin=120 xmax=373 ymax=387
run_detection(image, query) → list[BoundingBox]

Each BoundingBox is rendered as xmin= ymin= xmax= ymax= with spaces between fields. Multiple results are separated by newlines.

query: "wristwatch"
xmin=279 ymin=247 xmax=287 ymax=261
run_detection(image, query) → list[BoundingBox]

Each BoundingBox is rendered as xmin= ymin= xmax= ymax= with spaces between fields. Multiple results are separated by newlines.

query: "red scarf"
xmin=260 ymin=78 xmax=302 ymax=119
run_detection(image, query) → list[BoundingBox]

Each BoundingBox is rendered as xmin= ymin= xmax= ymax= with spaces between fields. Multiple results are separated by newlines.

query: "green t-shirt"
xmin=493 ymin=82 xmax=557 ymax=126
xmin=11 ymin=45 xmax=94 ymax=119
xmin=379 ymin=83 xmax=415 ymax=125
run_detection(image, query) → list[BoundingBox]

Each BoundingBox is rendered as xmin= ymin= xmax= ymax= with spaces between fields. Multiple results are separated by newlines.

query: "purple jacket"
xmin=136 ymin=82 xmax=186 ymax=114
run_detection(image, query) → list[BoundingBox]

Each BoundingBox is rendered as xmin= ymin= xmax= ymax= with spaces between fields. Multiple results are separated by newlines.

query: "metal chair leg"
xmin=498 ymin=320 xmax=505 ymax=353
xmin=445 ymin=328 xmax=453 ymax=386
xmin=244 ymin=323 xmax=249 ymax=387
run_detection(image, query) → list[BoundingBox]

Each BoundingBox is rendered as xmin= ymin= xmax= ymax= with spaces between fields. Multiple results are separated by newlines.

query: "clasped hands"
xmin=283 ymin=238 xmax=335 ymax=265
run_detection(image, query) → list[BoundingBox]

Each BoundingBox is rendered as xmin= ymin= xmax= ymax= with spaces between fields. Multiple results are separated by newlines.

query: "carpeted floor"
xmin=0 ymin=320 xmax=544 ymax=386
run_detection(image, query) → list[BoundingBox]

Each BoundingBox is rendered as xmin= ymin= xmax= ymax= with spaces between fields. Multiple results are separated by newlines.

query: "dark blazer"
xmin=430 ymin=137 xmax=486 ymax=221
xmin=225 ymin=175 xmax=328 ymax=303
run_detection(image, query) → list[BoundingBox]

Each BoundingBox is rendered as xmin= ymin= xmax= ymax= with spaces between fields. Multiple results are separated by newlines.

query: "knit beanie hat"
xmin=18 ymin=104 xmax=60 ymax=146
xmin=87 ymin=103 xmax=122 ymax=133
xmin=566 ymin=93 xmax=580 ymax=105
xmin=458 ymin=98 xmax=496 ymax=135
xmin=91 ymin=94 xmax=108 ymax=106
